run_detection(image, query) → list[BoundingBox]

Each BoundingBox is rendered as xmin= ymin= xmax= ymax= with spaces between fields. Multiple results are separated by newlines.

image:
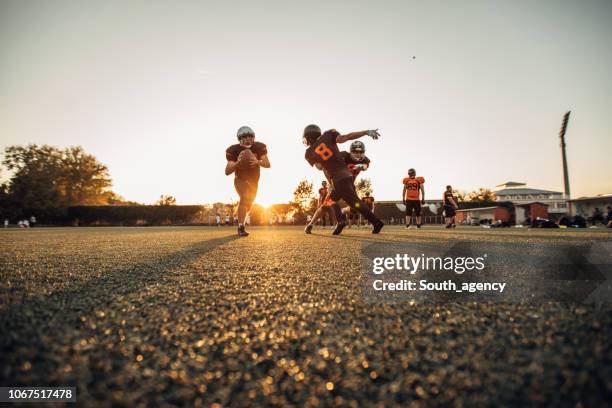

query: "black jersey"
xmin=226 ymin=142 xmax=267 ymax=181
xmin=339 ymin=151 xmax=370 ymax=180
xmin=304 ymin=130 xmax=352 ymax=183
xmin=443 ymin=191 xmax=456 ymax=206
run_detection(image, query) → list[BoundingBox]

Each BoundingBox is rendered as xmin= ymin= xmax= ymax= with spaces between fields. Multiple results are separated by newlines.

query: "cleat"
xmin=237 ymin=225 xmax=249 ymax=237
xmin=372 ymin=221 xmax=384 ymax=234
xmin=405 ymin=224 xmax=411 ymax=229
xmin=304 ymin=224 xmax=313 ymax=234
xmin=332 ymin=222 xmax=347 ymax=235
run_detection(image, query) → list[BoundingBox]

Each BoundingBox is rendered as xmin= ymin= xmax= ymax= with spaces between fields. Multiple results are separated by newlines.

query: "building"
xmin=494 ymin=181 xmax=567 ymax=216
xmin=568 ymin=194 xmax=612 ymax=218
xmin=455 ymin=206 xmax=511 ymax=224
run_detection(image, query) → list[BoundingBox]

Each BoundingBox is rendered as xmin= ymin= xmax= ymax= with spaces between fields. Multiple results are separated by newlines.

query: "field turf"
xmin=1 ymin=226 xmax=611 ymax=406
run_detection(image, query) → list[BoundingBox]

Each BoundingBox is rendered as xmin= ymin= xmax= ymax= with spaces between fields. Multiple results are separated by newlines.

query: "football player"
xmin=306 ymin=141 xmax=372 ymax=232
xmin=362 ymin=192 xmax=375 ymax=225
xmin=402 ymin=168 xmax=425 ymax=229
xmin=317 ymin=181 xmax=335 ymax=227
xmin=341 ymin=141 xmax=371 ymax=227
xmin=443 ymin=185 xmax=458 ymax=228
xmin=304 ymin=179 xmax=335 ymax=233
xmin=225 ymin=126 xmax=270 ymax=236
xmin=303 ymin=125 xmax=384 ymax=235
xmin=340 ymin=140 xmax=370 ymax=180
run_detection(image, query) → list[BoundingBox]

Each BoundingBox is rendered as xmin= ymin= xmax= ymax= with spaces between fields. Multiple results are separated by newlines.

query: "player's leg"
xmin=305 ymin=204 xmax=325 ymax=233
xmin=445 ymin=206 xmax=452 ymax=228
xmin=325 ymin=189 xmax=346 ymax=234
xmin=324 ymin=206 xmax=335 ymax=227
xmin=334 ymin=178 xmax=383 ymax=233
xmin=448 ymin=206 xmax=457 ymax=227
xmin=306 ymin=191 xmax=333 ymax=233
xmin=414 ymin=202 xmax=422 ymax=228
xmin=234 ymin=178 xmax=257 ymax=236
xmin=405 ymin=203 xmax=413 ymax=228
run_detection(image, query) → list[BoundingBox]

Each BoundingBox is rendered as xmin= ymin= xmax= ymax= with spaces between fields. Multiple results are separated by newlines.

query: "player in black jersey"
xmin=341 ymin=141 xmax=370 ymax=227
xmin=340 ymin=140 xmax=370 ymax=181
xmin=303 ymin=124 xmax=384 ymax=235
xmin=225 ymin=126 xmax=270 ymax=236
xmin=443 ymin=185 xmax=458 ymax=228
xmin=305 ymin=140 xmax=372 ymax=232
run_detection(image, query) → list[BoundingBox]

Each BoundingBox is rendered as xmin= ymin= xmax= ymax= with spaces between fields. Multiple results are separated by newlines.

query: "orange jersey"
xmin=403 ymin=176 xmax=425 ymax=200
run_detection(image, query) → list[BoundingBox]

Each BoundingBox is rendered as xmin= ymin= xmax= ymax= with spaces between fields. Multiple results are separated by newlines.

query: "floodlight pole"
xmin=559 ymin=111 xmax=571 ymax=212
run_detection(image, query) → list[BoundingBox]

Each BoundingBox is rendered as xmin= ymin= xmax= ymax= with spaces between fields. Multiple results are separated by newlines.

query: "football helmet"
xmin=303 ymin=124 xmax=321 ymax=146
xmin=408 ymin=168 xmax=416 ymax=177
xmin=350 ymin=140 xmax=365 ymax=153
xmin=237 ymin=126 xmax=255 ymax=141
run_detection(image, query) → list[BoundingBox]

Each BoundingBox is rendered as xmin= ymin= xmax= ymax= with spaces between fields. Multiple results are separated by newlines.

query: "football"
xmin=237 ymin=148 xmax=255 ymax=169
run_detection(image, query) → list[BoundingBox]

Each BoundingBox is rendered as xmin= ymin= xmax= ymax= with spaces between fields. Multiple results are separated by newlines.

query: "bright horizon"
xmin=1 ymin=0 xmax=611 ymax=206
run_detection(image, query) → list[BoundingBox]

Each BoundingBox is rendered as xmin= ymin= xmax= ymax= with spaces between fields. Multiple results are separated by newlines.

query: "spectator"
xmin=4 ymin=219 xmax=8 ymax=228
xmin=30 ymin=215 xmax=37 ymax=227
xmin=215 ymin=215 xmax=221 ymax=227
xmin=591 ymin=207 xmax=604 ymax=226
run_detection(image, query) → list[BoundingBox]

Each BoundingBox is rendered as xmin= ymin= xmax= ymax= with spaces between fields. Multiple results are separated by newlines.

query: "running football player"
xmin=225 ymin=126 xmax=270 ymax=236
xmin=402 ymin=168 xmax=425 ymax=229
xmin=303 ymin=125 xmax=384 ymax=235
xmin=305 ymin=140 xmax=371 ymax=232
xmin=443 ymin=185 xmax=458 ymax=228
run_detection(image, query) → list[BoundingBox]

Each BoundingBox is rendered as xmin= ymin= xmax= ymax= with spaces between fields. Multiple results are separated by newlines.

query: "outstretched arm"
xmin=336 ymin=129 xmax=380 ymax=144
xmin=336 ymin=130 xmax=367 ymax=144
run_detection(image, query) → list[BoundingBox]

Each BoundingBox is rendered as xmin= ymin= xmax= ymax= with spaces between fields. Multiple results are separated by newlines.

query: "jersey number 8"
xmin=314 ymin=143 xmax=333 ymax=161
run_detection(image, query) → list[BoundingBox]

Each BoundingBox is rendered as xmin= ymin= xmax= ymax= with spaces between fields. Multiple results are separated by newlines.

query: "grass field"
xmin=1 ymin=226 xmax=611 ymax=406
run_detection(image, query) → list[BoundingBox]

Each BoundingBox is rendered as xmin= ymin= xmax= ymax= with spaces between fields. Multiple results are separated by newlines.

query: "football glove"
xmin=367 ymin=129 xmax=380 ymax=139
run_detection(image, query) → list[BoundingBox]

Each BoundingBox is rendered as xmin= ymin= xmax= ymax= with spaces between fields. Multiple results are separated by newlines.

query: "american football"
xmin=237 ymin=148 xmax=255 ymax=169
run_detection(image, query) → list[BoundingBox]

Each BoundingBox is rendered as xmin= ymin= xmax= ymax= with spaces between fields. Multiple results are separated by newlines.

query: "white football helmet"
xmin=237 ymin=126 xmax=255 ymax=140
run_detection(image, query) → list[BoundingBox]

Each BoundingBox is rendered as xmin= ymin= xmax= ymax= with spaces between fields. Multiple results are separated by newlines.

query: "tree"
xmin=155 ymin=195 xmax=177 ymax=206
xmin=453 ymin=189 xmax=467 ymax=203
xmin=2 ymin=144 xmax=115 ymax=210
xmin=60 ymin=146 xmax=114 ymax=206
xmin=355 ymin=178 xmax=373 ymax=197
xmin=465 ymin=188 xmax=496 ymax=202
xmin=292 ymin=179 xmax=315 ymax=214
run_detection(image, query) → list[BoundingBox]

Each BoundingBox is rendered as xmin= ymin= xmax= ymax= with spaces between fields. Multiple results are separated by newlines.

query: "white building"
xmin=493 ymin=182 xmax=568 ymax=215
xmin=568 ymin=194 xmax=612 ymax=218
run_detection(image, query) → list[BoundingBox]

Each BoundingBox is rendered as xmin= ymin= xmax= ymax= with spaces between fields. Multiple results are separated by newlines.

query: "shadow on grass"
xmin=0 ymin=234 xmax=238 ymax=356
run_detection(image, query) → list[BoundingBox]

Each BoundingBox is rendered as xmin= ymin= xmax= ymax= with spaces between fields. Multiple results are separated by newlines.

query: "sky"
xmin=1 ymin=0 xmax=611 ymax=206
